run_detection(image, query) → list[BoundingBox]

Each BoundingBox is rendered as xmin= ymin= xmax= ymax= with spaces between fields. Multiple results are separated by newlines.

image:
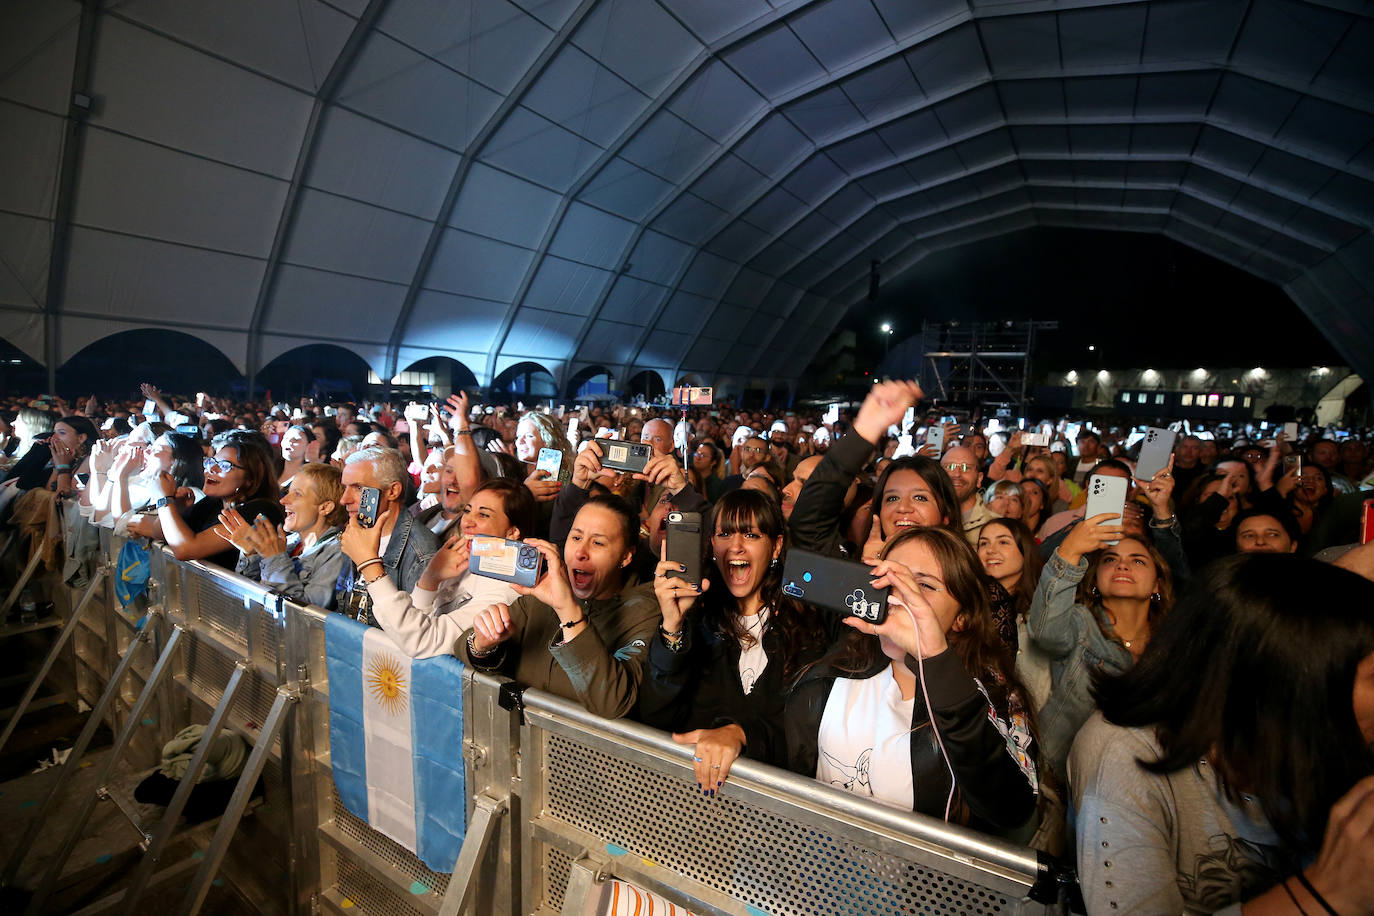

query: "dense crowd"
xmin=3 ymin=380 xmax=1373 ymax=914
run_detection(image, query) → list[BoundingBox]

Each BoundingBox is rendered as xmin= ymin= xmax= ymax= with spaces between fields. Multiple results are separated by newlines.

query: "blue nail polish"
xmin=696 ymin=782 xmax=701 ymax=789
xmin=709 ymin=789 xmax=715 ymax=797
xmin=717 ymin=781 xmax=722 ymax=788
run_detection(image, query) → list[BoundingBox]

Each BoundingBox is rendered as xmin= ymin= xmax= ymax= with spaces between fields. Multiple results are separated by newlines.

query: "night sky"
xmin=844 ymin=227 xmax=1343 ymax=374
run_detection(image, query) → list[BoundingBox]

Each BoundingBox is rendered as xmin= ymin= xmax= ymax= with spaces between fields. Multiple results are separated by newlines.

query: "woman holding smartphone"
xmin=341 ymin=478 xmax=535 ymax=657
xmin=1028 ymin=518 xmax=1175 ymax=776
xmin=783 ymin=527 xmax=1038 ymax=833
xmin=638 ymin=489 xmax=832 ymax=793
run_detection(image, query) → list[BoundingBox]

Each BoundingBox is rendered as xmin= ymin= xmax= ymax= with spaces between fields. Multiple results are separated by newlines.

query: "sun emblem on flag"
xmin=365 ymin=652 xmax=408 ymax=716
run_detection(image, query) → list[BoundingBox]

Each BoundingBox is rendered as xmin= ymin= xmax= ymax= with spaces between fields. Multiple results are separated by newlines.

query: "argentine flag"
xmin=325 ymin=614 xmax=467 ymax=872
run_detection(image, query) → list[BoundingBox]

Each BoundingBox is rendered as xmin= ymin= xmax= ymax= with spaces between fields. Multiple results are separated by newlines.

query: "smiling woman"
xmin=638 ymin=490 xmax=833 ymax=793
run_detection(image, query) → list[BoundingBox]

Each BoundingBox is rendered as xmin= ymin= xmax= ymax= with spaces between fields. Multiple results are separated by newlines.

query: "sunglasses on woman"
xmin=204 ymin=457 xmax=245 ymax=475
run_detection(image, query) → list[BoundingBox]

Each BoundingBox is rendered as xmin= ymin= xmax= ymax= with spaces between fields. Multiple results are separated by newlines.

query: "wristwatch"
xmin=155 ymin=496 xmax=172 ymax=509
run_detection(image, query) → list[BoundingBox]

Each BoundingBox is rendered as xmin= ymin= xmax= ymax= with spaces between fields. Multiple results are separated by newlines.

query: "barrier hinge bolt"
xmin=464 ymin=739 xmax=486 ymax=765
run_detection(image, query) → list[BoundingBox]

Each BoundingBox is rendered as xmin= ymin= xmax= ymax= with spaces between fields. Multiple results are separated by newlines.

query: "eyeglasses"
xmin=204 ymin=457 xmax=246 ymax=475
xmin=943 ymin=462 xmax=976 ymax=473
xmin=742 ymin=446 xmax=764 ymax=454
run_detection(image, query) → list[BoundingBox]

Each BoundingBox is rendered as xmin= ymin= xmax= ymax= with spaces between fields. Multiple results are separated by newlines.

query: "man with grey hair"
xmin=335 ymin=446 xmax=438 ymax=625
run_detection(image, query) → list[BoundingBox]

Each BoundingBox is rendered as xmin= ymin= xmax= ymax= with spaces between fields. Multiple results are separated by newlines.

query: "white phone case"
xmin=1084 ymin=474 xmax=1128 ymax=546
xmin=926 ymin=425 xmax=945 ymax=454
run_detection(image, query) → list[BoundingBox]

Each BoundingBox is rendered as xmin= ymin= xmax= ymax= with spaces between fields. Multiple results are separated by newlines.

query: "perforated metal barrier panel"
xmin=49 ymin=514 xmax=1060 ymax=916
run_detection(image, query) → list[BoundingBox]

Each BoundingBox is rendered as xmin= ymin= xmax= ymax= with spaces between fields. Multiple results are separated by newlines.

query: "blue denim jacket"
xmin=1027 ymin=551 xmax=1133 ymax=777
xmin=334 ymin=511 xmax=439 ymax=623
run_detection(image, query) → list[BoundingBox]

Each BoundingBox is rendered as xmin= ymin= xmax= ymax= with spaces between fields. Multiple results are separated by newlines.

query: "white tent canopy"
xmin=3 ymin=0 xmax=1372 ymax=395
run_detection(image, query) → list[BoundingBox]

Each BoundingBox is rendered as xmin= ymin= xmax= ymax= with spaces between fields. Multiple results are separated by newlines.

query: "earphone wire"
xmin=902 ymin=601 xmax=957 ymax=822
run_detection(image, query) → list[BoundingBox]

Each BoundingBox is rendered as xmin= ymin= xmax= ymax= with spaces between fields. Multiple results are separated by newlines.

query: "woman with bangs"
xmin=978 ymin=518 xmax=1052 ymax=714
xmin=639 ymin=490 xmax=833 ymax=794
xmin=1029 ymin=514 xmax=1175 ymax=777
xmin=783 ymin=527 xmax=1038 ymax=833
xmin=343 ymin=478 xmax=536 ymax=658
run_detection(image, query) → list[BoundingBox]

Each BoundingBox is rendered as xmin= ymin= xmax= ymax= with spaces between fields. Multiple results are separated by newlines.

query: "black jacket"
xmin=783 ymin=647 xmax=1038 ymax=834
xmin=787 ymin=431 xmax=872 ymax=559
xmin=637 ymin=608 xmax=839 ymax=767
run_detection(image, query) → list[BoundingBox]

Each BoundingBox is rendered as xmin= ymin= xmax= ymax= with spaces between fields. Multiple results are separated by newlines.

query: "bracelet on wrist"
xmin=560 ymin=614 xmax=586 ymax=630
xmin=55 ymin=464 xmax=71 ymax=472
xmin=356 ymin=557 xmax=384 ymax=577
xmin=454 ymin=428 xmax=472 ymax=437
xmin=466 ymin=630 xmax=498 ymax=658
xmin=1292 ymin=872 xmax=1339 ymax=916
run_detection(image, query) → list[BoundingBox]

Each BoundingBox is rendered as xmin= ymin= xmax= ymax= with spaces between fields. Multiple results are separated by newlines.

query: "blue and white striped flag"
xmin=325 ymin=614 xmax=466 ymax=872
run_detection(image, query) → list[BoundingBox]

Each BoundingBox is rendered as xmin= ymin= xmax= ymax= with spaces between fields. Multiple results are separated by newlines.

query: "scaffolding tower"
xmin=915 ymin=320 xmax=1058 ymax=415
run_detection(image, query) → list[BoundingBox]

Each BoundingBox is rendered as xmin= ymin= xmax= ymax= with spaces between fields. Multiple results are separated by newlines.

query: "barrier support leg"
xmin=560 ymin=858 xmax=605 ymax=916
xmin=0 ymin=547 xmax=45 ymax=615
xmin=23 ymin=625 xmax=185 ymax=916
xmin=0 ymin=566 xmax=108 ymax=755
xmin=0 ymin=610 xmax=162 ymax=889
xmin=436 ymin=793 xmax=509 ymax=916
xmin=117 ymin=660 xmax=249 ymax=915
xmin=178 ymin=687 xmax=295 ymax=916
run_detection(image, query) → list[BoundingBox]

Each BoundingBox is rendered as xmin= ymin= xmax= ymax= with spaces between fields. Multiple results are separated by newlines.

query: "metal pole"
xmin=25 ymin=625 xmax=186 ymax=915
xmin=436 ymin=794 xmax=509 ymax=916
xmin=0 ymin=566 xmax=107 ymax=754
xmin=0 ymin=547 xmax=45 ymax=615
xmin=178 ymin=688 xmax=296 ymax=916
xmin=1 ymin=610 xmax=161 ymax=888
xmin=117 ymin=661 xmax=249 ymax=914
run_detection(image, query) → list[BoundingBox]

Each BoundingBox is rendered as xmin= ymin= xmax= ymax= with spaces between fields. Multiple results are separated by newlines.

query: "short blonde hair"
xmin=297 ymin=462 xmax=347 ymax=527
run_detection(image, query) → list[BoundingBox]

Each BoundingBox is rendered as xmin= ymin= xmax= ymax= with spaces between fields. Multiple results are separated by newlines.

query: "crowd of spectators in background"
xmin=3 ymin=379 xmax=1374 ymax=914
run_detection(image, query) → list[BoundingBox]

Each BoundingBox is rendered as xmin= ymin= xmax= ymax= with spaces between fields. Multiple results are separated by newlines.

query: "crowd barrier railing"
xmin=5 ymin=511 xmax=1067 ymax=915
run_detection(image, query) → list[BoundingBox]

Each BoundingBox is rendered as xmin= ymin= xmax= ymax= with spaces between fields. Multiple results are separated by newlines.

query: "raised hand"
xmin=1058 ymin=513 xmax=1126 ymax=565
xmin=852 ymin=380 xmax=923 ymax=444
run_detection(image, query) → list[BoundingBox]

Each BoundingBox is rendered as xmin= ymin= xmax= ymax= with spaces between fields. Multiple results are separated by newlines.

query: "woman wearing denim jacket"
xmin=1028 ymin=517 xmax=1175 ymax=778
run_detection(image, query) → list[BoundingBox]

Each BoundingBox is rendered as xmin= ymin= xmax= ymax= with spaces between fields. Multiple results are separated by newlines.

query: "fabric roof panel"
xmin=1057 ymin=6 xmax=1148 ymax=70
xmin=282 ymin=189 xmax=430 ymax=284
xmin=521 ymin=47 xmax=647 ymax=149
xmin=1133 ymin=72 xmax=1221 ymax=118
xmin=1062 ymin=76 xmax=1139 ymax=119
xmin=688 ymin=154 xmax=772 ymax=214
xmin=735 ymin=113 xmax=813 ymax=178
xmin=63 ymin=226 xmax=264 ymax=326
xmin=394 ymin=289 xmax=506 ymax=356
xmin=92 ymin=16 xmax=313 ymax=179
xmin=596 ymin=276 xmax=670 ymax=323
xmin=779 ymin=154 xmax=849 ymax=205
xmin=704 ymin=220 xmax=773 ymax=259
xmin=1231 ymin=0 xmax=1352 ymax=86
xmin=376 ymin=0 xmax=553 ymax=95
xmin=619 ymin=110 xmax=718 ymax=184
xmin=789 ymin=0 xmax=894 ymax=72
xmin=501 ymin=306 xmax=585 ymax=359
xmin=522 ymin=257 xmax=614 ymax=315
xmin=1 ymin=0 xmax=78 ymax=115
xmin=903 ymin=23 xmax=987 ymax=91
xmin=877 ymin=109 xmax=954 ymax=160
xmin=839 ymin=56 xmax=926 ymax=122
xmin=743 ymin=187 xmax=812 ymax=236
xmin=667 ymin=60 xmax=768 ymax=144
xmin=656 ymin=0 xmax=772 ymax=45
xmin=748 ymin=237 xmax=810 ymax=277
xmin=571 ymin=0 xmax=701 ymax=98
xmin=1140 ymin=0 xmax=1247 ymax=64
xmin=74 ymin=128 xmax=287 ymax=259
xmin=677 ymin=250 xmax=739 ymax=300
xmin=547 ymin=202 xmax=636 ymax=269
xmin=1208 ymin=73 xmax=1303 ymax=138
xmin=1313 ymin=19 xmax=1374 ymax=101
xmin=114 ymin=0 xmax=355 ymax=92
xmin=579 ymin=157 xmax=676 ymax=222
xmin=625 ymin=230 xmax=694 ymax=284
xmin=306 ymin=107 xmax=461 ymax=221
xmin=576 ymin=317 xmax=641 ymax=364
xmin=996 ymin=80 xmax=1065 ymax=120
xmin=449 ymin=161 xmax=562 ymax=248
xmin=723 ymin=24 xmax=828 ymax=100
xmin=786 ymin=86 xmax=866 ymax=144
xmin=870 ymin=0 xmax=967 ymax=41
xmin=265 ymin=265 xmax=406 ymax=338
xmin=338 ymin=31 xmax=503 ymax=152
xmin=649 ymin=192 xmax=730 ymax=246
xmin=1276 ymin=97 xmax=1374 ymax=166
xmin=0 ymin=103 xmax=65 ymax=218
xmin=828 ymin=132 xmax=903 ymax=176
xmin=653 ymin=290 xmax=714 ymax=335
xmin=978 ymin=14 xmax=1060 ymax=77
xmin=481 ymin=107 xmax=605 ymax=192
xmin=0 ymin=212 xmax=52 ymax=309
xmin=424 ymin=228 xmax=538 ymax=301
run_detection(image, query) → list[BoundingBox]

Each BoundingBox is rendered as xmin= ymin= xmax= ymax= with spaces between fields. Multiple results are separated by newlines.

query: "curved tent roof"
xmin=3 ymin=0 xmax=1372 ymax=394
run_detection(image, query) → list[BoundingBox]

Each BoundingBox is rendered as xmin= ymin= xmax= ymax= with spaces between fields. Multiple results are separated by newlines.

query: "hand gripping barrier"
xmin=9 ymin=511 xmax=1067 ymax=914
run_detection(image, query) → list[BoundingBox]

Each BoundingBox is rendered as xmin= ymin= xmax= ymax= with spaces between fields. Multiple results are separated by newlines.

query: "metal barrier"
xmin=4 ymin=512 xmax=1065 ymax=915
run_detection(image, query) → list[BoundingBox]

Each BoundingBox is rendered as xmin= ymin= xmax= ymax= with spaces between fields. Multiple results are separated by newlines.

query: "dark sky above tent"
xmin=2 ymin=0 xmax=1371 ymax=399
xmin=840 ymin=226 xmax=1344 ymax=373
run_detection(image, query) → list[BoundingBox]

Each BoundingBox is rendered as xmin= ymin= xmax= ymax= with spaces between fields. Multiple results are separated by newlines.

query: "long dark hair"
xmin=977 ymin=517 xmax=1042 ymax=620
xmin=212 ymin=430 xmax=280 ymax=505
xmin=702 ymin=490 xmax=827 ymax=682
xmin=160 ymin=432 xmax=205 ymax=489
xmin=1093 ymin=554 xmax=1374 ymax=853
xmin=55 ymin=415 xmax=100 ymax=460
xmin=872 ymin=455 xmax=963 ymax=541
xmin=814 ymin=528 xmax=1021 ymax=712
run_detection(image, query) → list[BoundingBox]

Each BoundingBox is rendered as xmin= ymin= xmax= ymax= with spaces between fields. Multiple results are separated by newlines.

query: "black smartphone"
xmin=665 ymin=511 xmax=702 ymax=587
xmin=357 ymin=486 xmax=381 ymax=528
xmin=469 ymin=536 xmax=544 ymax=588
xmin=781 ymin=547 xmax=888 ymax=624
xmin=595 ymin=438 xmax=652 ymax=473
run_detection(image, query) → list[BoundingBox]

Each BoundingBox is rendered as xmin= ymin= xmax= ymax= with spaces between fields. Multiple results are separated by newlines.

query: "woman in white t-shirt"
xmin=350 ymin=478 xmax=536 ymax=658
xmin=783 ymin=527 xmax=1038 ymax=834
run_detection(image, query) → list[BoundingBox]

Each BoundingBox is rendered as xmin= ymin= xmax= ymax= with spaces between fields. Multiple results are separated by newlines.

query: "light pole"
xmin=881 ymin=323 xmax=893 ymax=363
